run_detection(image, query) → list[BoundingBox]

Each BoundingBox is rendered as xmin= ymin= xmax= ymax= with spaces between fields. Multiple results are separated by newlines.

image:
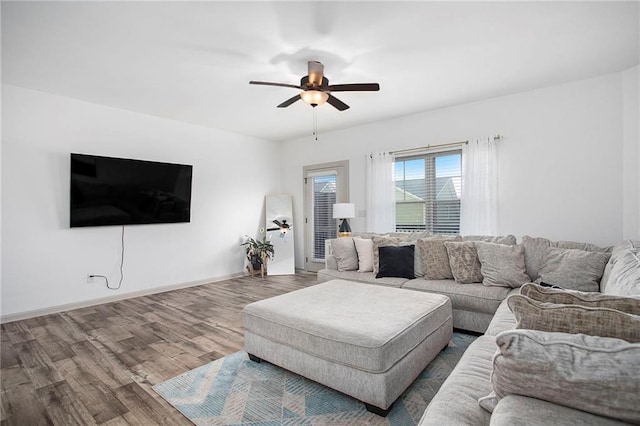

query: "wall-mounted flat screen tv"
xmin=70 ymin=153 xmax=193 ymax=228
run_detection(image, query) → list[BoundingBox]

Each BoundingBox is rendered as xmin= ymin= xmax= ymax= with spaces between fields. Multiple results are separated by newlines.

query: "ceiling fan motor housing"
xmin=301 ymin=75 xmax=329 ymax=90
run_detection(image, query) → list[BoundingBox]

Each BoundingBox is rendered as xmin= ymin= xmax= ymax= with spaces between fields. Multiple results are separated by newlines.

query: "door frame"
xmin=303 ymin=160 xmax=349 ymax=272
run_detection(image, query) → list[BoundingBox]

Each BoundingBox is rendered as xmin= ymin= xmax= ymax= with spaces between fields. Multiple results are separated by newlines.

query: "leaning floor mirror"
xmin=265 ymin=194 xmax=295 ymax=275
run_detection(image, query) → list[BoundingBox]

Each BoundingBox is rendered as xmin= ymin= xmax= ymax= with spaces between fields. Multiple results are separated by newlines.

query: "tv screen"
xmin=70 ymin=153 xmax=192 ymax=228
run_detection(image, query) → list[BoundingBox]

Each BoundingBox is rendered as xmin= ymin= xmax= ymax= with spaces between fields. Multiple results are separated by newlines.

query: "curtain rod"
xmin=390 ymin=134 xmax=502 ymax=156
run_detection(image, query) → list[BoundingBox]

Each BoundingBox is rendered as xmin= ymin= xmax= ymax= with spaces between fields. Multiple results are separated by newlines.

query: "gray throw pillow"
xmin=444 ymin=241 xmax=483 ymax=283
xmin=331 ymin=237 xmax=358 ymax=272
xmin=520 ymin=283 xmax=640 ymax=314
xmin=521 ymin=236 xmax=612 ymax=282
xmin=481 ymin=329 xmax=640 ymax=424
xmin=521 ymin=236 xmax=554 ymax=281
xmin=536 ymin=247 xmax=608 ymax=292
xmin=372 ymin=236 xmax=402 ymax=275
xmin=508 ymin=294 xmax=640 ymax=342
xmin=475 ymin=242 xmax=530 ymax=288
xmin=417 ymin=236 xmax=461 ymax=280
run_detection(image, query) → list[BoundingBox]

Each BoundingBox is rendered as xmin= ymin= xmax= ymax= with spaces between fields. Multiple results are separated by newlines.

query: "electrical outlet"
xmin=87 ymin=274 xmax=94 ymax=283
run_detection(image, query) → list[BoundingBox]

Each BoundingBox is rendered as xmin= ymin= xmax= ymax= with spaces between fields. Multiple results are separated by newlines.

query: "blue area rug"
xmin=153 ymin=332 xmax=477 ymax=425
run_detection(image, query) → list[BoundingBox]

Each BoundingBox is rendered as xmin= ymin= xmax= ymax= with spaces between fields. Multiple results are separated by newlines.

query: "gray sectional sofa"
xmin=319 ymin=233 xmax=519 ymax=333
xmin=317 ymin=233 xmax=640 ymax=425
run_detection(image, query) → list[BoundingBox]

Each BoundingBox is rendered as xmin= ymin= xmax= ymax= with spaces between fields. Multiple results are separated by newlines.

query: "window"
xmin=394 ymin=150 xmax=462 ymax=234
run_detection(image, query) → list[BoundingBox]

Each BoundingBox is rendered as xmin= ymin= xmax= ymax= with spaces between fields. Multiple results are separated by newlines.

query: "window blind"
xmin=394 ymin=151 xmax=462 ymax=234
xmin=312 ymin=174 xmax=337 ymax=260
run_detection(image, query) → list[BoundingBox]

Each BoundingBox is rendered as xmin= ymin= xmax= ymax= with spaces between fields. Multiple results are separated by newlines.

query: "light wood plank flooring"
xmin=1 ymin=273 xmax=317 ymax=425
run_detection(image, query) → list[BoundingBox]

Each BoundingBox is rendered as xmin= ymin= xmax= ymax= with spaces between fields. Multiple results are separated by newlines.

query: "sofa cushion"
xmin=609 ymin=239 xmax=640 ymax=258
xmin=475 ymin=242 xmax=530 ymax=288
xmin=508 ymin=294 xmax=640 ymax=342
xmin=317 ymin=269 xmax=407 ymax=288
xmin=521 ymin=235 xmax=612 ymax=282
xmin=402 ymin=230 xmax=434 ymax=240
xmin=417 ymin=236 xmax=461 ymax=280
xmin=485 ymin=330 xmax=640 ymax=424
xmin=332 ymin=237 xmax=358 ymax=272
xmin=376 ymin=245 xmax=415 ymax=279
xmin=536 ymin=247 xmax=608 ymax=292
xmin=484 ymin=288 xmax=520 ymax=336
xmin=490 ymin=395 xmax=631 ymax=426
xmin=325 ymin=254 xmax=338 ymax=271
xmin=353 ymin=237 xmax=374 ymax=272
xmin=602 ymin=248 xmax=640 ymax=297
xmin=521 ymin=236 xmax=553 ymax=282
xmin=418 ymin=335 xmax=495 ymax=426
xmin=462 ymin=235 xmax=517 ymax=245
xmin=520 ymin=283 xmax=640 ymax=314
xmin=403 ymin=279 xmax=510 ymax=314
xmin=445 ymin=241 xmax=483 ymax=283
xmin=600 ymin=240 xmax=640 ymax=293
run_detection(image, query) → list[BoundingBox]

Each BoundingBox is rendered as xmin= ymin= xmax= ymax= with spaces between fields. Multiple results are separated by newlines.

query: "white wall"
xmin=281 ymin=70 xmax=639 ymax=268
xmin=1 ymin=85 xmax=281 ymax=318
xmin=3 ymin=68 xmax=638 ymax=317
xmin=622 ymin=65 xmax=640 ymax=239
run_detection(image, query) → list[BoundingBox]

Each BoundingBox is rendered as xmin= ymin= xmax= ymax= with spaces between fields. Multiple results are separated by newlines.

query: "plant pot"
xmin=250 ymin=256 xmax=263 ymax=271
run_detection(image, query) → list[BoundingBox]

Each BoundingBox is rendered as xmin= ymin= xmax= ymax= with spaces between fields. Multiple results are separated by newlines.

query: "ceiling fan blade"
xmin=308 ymin=61 xmax=324 ymax=86
xmin=327 ymin=94 xmax=350 ymax=111
xmin=273 ymin=219 xmax=282 ymax=227
xmin=328 ymin=83 xmax=380 ymax=92
xmin=266 ymin=227 xmax=279 ymax=231
xmin=249 ymin=81 xmax=301 ymax=90
xmin=277 ymin=95 xmax=301 ymax=108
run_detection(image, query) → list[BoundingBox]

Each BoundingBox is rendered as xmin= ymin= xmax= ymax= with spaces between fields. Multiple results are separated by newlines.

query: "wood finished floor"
xmin=1 ymin=273 xmax=317 ymax=425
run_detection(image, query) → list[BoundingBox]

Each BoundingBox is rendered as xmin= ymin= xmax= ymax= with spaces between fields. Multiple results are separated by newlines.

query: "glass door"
xmin=303 ymin=161 xmax=349 ymax=272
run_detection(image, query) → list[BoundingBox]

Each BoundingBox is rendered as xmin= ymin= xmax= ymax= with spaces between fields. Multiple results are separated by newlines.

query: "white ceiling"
xmin=2 ymin=1 xmax=638 ymax=142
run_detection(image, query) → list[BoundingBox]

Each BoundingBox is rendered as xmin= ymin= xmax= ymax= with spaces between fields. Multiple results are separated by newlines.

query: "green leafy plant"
xmin=241 ymin=235 xmax=275 ymax=268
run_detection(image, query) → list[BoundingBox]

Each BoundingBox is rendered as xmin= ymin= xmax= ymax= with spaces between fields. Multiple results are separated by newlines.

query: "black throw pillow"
xmin=376 ymin=245 xmax=415 ymax=279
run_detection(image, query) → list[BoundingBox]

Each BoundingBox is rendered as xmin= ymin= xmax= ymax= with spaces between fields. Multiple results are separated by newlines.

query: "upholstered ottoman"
xmin=242 ymin=279 xmax=453 ymax=415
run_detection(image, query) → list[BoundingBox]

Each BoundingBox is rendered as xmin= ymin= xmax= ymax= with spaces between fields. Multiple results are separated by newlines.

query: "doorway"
xmin=303 ymin=161 xmax=349 ymax=272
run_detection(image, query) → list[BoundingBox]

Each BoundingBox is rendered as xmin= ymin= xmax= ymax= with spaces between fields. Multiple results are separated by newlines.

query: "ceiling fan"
xmin=267 ymin=219 xmax=292 ymax=238
xmin=250 ymin=60 xmax=380 ymax=111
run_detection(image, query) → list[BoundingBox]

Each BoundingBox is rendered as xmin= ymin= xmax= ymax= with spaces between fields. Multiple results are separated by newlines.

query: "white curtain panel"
xmin=366 ymin=151 xmax=396 ymax=233
xmin=460 ymin=136 xmax=498 ymax=235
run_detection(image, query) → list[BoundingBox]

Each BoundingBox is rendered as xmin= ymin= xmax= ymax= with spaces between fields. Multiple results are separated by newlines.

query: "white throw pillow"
xmin=354 ymin=238 xmax=374 ymax=273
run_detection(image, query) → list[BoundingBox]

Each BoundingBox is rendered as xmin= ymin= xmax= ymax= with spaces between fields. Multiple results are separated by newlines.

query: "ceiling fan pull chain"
xmin=313 ymin=108 xmax=318 ymax=141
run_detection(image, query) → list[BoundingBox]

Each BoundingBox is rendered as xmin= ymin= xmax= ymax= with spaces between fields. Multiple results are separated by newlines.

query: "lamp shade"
xmin=333 ymin=203 xmax=356 ymax=219
xmin=300 ymin=90 xmax=329 ymax=106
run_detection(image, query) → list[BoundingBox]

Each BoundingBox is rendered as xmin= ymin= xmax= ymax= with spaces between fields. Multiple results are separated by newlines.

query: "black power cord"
xmin=88 ymin=225 xmax=125 ymax=290
xmin=110 ymin=225 xmax=125 ymax=290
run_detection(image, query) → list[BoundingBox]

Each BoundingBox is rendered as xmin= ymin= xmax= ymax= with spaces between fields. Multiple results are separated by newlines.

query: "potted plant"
xmin=241 ymin=235 xmax=275 ymax=273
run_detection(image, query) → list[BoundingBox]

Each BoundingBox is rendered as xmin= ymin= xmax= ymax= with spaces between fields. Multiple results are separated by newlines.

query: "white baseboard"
xmin=1 ymin=272 xmax=245 ymax=324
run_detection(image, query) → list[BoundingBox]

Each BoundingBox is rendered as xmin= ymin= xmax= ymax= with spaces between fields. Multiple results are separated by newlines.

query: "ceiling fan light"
xmin=301 ymin=90 xmax=329 ymax=106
